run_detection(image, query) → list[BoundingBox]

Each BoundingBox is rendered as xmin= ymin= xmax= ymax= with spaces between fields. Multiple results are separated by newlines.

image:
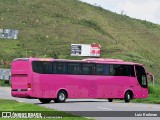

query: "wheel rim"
xmin=127 ymin=94 xmax=130 ymax=100
xmin=59 ymin=93 xmax=65 ymax=101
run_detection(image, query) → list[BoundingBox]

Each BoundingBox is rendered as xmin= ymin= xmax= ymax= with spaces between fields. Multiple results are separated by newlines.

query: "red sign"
xmin=90 ymin=43 xmax=101 ymax=57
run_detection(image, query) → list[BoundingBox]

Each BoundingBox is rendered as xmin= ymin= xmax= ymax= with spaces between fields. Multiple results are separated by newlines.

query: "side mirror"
xmin=147 ymin=72 xmax=154 ymax=85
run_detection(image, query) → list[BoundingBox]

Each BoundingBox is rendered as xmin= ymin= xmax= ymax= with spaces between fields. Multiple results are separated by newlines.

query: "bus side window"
xmin=55 ymin=62 xmax=67 ymax=74
xmin=104 ymin=64 xmax=110 ymax=75
xmin=96 ymin=64 xmax=103 ymax=75
xmin=32 ymin=61 xmax=53 ymax=74
xmin=96 ymin=64 xmax=109 ymax=75
xmin=82 ymin=63 xmax=95 ymax=75
xmin=121 ymin=65 xmax=135 ymax=77
xmin=109 ymin=65 xmax=135 ymax=77
xmin=32 ymin=61 xmax=43 ymax=74
xmin=109 ymin=65 xmax=118 ymax=76
xmin=68 ymin=63 xmax=81 ymax=74
xmin=43 ymin=62 xmax=53 ymax=74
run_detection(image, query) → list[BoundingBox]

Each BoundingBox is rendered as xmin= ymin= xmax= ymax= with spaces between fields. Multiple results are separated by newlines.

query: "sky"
xmin=80 ymin=0 xmax=160 ymax=24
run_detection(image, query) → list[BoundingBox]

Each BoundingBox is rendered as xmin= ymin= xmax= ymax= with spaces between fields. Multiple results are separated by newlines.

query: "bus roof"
xmin=13 ymin=58 xmax=143 ymax=66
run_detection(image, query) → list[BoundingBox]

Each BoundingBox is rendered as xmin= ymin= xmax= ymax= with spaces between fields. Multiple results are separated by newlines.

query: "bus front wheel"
xmin=39 ymin=98 xmax=51 ymax=104
xmin=124 ymin=91 xmax=131 ymax=103
xmin=54 ymin=90 xmax=67 ymax=103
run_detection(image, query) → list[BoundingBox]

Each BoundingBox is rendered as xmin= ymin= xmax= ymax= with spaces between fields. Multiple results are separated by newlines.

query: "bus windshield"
xmin=135 ymin=65 xmax=147 ymax=88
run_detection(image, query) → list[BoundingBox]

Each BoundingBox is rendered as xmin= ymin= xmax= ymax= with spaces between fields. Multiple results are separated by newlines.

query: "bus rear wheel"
xmin=124 ymin=91 xmax=131 ymax=103
xmin=108 ymin=99 xmax=113 ymax=102
xmin=39 ymin=98 xmax=51 ymax=104
xmin=54 ymin=90 xmax=67 ymax=103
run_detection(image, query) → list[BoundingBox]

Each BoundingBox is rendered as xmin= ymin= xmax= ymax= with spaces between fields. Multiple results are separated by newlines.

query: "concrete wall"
xmin=0 ymin=69 xmax=11 ymax=80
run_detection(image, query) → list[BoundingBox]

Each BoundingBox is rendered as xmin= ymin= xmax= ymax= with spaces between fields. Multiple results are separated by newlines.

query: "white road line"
xmin=97 ymin=107 xmax=112 ymax=111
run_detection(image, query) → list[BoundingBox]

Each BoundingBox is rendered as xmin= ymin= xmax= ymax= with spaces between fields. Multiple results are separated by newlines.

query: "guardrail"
xmin=0 ymin=69 xmax=11 ymax=81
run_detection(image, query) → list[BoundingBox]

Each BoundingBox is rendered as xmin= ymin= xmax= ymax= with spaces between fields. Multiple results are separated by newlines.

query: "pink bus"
xmin=11 ymin=58 xmax=151 ymax=103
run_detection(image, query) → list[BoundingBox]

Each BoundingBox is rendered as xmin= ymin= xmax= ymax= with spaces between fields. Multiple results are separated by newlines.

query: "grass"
xmin=0 ymin=0 xmax=159 ymax=84
xmin=0 ymin=80 xmax=10 ymax=87
xmin=0 ymin=99 xmax=89 ymax=120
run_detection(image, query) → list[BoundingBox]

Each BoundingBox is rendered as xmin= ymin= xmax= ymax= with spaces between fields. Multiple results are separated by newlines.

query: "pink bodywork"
xmin=11 ymin=58 xmax=148 ymax=99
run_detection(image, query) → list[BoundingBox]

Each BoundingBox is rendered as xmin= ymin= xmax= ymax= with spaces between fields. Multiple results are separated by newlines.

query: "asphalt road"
xmin=0 ymin=87 xmax=160 ymax=120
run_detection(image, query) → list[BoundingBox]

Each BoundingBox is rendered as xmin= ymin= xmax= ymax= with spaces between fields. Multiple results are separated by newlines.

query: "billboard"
xmin=0 ymin=29 xmax=19 ymax=39
xmin=71 ymin=43 xmax=101 ymax=57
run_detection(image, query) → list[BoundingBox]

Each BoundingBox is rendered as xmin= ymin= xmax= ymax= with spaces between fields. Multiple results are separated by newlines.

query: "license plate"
xmin=17 ymin=89 xmax=21 ymax=91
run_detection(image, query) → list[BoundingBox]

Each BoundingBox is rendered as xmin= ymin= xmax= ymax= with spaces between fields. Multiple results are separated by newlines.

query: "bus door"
xmin=135 ymin=65 xmax=148 ymax=98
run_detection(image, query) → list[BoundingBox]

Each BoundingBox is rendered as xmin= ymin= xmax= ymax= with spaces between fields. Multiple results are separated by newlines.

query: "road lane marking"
xmin=97 ymin=107 xmax=112 ymax=111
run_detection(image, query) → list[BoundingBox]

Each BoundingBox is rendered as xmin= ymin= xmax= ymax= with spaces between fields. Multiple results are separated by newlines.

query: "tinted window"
xmin=43 ymin=62 xmax=53 ymax=74
xmin=68 ymin=63 xmax=81 ymax=74
xmin=109 ymin=65 xmax=135 ymax=77
xmin=96 ymin=64 xmax=109 ymax=75
xmin=32 ymin=61 xmax=43 ymax=74
xmin=121 ymin=65 xmax=135 ymax=77
xmin=32 ymin=61 xmax=53 ymax=74
xmin=82 ymin=64 xmax=95 ymax=75
xmin=55 ymin=62 xmax=66 ymax=74
xmin=136 ymin=65 xmax=147 ymax=88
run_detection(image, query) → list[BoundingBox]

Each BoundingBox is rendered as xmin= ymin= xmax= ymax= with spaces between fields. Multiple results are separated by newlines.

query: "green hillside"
xmin=0 ymin=0 xmax=160 ymax=83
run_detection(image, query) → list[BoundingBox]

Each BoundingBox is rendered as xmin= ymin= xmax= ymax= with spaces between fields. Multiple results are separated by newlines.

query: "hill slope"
xmin=0 ymin=0 xmax=160 ymax=83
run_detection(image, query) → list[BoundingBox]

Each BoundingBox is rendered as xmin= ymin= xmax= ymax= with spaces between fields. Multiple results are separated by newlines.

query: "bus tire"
xmin=55 ymin=90 xmax=67 ymax=103
xmin=108 ymin=99 xmax=113 ymax=102
xmin=124 ymin=91 xmax=131 ymax=103
xmin=39 ymin=99 xmax=51 ymax=104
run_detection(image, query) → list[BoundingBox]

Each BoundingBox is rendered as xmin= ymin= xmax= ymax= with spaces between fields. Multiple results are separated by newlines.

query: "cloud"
xmin=118 ymin=0 xmax=160 ymax=23
xmin=80 ymin=0 xmax=120 ymax=11
xmin=80 ymin=0 xmax=160 ymax=24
